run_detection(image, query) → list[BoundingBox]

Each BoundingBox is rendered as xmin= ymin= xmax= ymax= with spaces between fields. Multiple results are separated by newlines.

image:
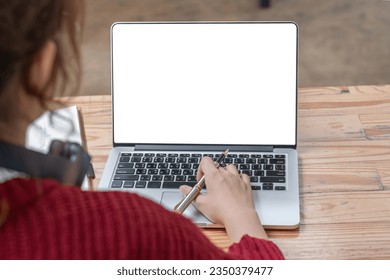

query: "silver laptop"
xmin=99 ymin=21 xmax=300 ymax=229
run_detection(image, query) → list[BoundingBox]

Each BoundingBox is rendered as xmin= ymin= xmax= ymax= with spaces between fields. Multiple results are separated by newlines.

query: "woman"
xmin=0 ymin=0 xmax=284 ymax=259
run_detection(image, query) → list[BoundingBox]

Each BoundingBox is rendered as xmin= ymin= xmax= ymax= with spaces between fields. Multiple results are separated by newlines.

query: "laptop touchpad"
xmin=160 ymin=191 xmax=212 ymax=225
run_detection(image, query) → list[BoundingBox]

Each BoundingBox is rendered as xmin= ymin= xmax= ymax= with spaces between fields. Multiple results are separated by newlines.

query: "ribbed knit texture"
xmin=0 ymin=178 xmax=284 ymax=260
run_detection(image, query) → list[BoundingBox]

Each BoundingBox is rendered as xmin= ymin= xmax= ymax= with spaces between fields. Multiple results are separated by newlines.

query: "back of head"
xmin=0 ymin=0 xmax=84 ymax=110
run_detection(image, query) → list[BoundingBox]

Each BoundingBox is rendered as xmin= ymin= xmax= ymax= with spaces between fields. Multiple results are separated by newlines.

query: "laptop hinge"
xmin=135 ymin=144 xmax=274 ymax=152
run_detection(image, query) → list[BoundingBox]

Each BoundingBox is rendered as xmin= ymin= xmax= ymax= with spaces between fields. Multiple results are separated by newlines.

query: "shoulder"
xmin=0 ymin=177 xmax=176 ymax=227
xmin=1 ymin=177 xmax=205 ymax=259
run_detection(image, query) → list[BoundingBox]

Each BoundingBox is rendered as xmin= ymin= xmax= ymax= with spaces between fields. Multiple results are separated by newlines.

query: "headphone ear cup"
xmin=49 ymin=140 xmax=66 ymax=156
xmin=63 ymin=142 xmax=86 ymax=162
xmin=49 ymin=140 xmax=92 ymax=186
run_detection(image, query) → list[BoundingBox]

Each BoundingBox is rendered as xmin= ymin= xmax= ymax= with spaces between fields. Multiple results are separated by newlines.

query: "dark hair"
xmin=0 ymin=0 xmax=84 ymax=227
xmin=0 ymin=0 xmax=84 ymax=107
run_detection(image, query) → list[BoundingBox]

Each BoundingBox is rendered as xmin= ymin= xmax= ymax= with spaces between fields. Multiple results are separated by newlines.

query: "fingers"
xmin=196 ymin=156 xmax=218 ymax=180
xmin=224 ymin=163 xmax=239 ymax=174
xmin=198 ymin=156 xmax=239 ymax=175
xmin=240 ymin=173 xmax=251 ymax=186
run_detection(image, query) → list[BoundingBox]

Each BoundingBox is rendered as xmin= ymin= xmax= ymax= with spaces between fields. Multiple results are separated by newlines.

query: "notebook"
xmin=98 ymin=21 xmax=300 ymax=229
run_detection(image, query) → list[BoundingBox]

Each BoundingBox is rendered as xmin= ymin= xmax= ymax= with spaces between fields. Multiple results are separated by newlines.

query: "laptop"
xmin=98 ymin=21 xmax=300 ymax=229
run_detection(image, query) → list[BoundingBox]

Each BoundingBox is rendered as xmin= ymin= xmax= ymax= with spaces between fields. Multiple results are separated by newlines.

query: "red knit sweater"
xmin=0 ymin=178 xmax=284 ymax=260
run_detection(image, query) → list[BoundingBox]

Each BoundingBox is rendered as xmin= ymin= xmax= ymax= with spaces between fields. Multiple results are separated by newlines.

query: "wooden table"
xmin=67 ymin=85 xmax=390 ymax=259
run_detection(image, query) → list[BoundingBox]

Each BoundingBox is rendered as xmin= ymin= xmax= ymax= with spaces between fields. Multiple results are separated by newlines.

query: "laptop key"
xmin=188 ymin=158 xmax=199 ymax=163
xmin=260 ymin=177 xmax=286 ymax=183
xmin=270 ymin=159 xmax=286 ymax=164
xmin=250 ymin=177 xmax=259 ymax=182
xmin=135 ymin=163 xmax=145 ymax=168
xmin=116 ymin=169 xmax=135 ymax=174
xmin=264 ymin=164 xmax=274 ymax=170
xmin=140 ymin=175 xmax=151 ymax=181
xmin=251 ymin=185 xmax=261 ymax=190
xmin=239 ymin=164 xmax=250 ymax=170
xmin=168 ymin=153 xmax=178 ymax=157
xmin=275 ymin=186 xmax=286 ymax=191
xmin=252 ymin=164 xmax=262 ymax=170
xmin=160 ymin=169 xmax=170 ymax=175
xmin=119 ymin=156 xmax=130 ymax=162
xmin=165 ymin=157 xmax=176 ymax=163
xmin=152 ymin=175 xmax=163 ymax=181
xmin=163 ymin=182 xmax=188 ymax=189
xmin=118 ymin=163 xmax=134 ymax=169
xmin=135 ymin=181 xmax=147 ymax=188
xmin=262 ymin=183 xmax=274 ymax=190
xmin=147 ymin=182 xmax=162 ymax=188
xmin=121 ymin=153 xmax=132 ymax=156
xmin=181 ymin=163 xmax=191 ymax=169
xmin=156 ymin=153 xmax=167 ymax=157
xmin=146 ymin=163 xmax=157 ymax=168
xmin=136 ymin=169 xmax=147 ymax=175
xmin=131 ymin=157 xmax=142 ymax=162
xmin=183 ymin=169 xmax=193 ymax=175
xmin=111 ymin=180 xmax=123 ymax=188
xmin=169 ymin=163 xmax=180 ymax=169
xmin=227 ymin=154 xmax=237 ymax=158
xmin=164 ymin=175 xmax=175 ymax=181
xmin=275 ymin=164 xmax=286 ymax=170
xmin=266 ymin=170 xmax=285 ymax=176
xmin=188 ymin=176 xmax=197 ymax=182
xmin=254 ymin=170 xmax=264 ymax=176
xmin=147 ymin=169 xmax=159 ymax=175
xmin=114 ymin=174 xmax=139 ymax=180
xmin=158 ymin=163 xmax=168 ymax=169
xmin=123 ymin=181 xmax=135 ymax=188
xmin=171 ymin=169 xmax=181 ymax=175
xmin=176 ymin=175 xmax=186 ymax=181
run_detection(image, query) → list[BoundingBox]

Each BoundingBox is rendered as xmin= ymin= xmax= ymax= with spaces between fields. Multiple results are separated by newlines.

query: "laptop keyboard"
xmin=110 ymin=152 xmax=287 ymax=191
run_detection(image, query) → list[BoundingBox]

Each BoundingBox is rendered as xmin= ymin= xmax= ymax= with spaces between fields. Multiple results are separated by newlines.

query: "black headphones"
xmin=0 ymin=140 xmax=92 ymax=187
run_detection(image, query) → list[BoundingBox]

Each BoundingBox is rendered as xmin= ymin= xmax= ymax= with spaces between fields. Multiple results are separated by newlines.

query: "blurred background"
xmin=81 ymin=0 xmax=390 ymax=95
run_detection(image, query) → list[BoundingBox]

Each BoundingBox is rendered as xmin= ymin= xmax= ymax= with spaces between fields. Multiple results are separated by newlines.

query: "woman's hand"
xmin=179 ymin=156 xmax=268 ymax=243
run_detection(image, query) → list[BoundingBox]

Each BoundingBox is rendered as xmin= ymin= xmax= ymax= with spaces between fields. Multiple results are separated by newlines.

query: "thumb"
xmin=179 ymin=185 xmax=193 ymax=196
xmin=179 ymin=185 xmax=204 ymax=207
xmin=178 ymin=185 xmax=207 ymax=210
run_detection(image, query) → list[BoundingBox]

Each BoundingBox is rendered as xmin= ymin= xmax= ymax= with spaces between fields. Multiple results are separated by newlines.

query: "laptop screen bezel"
xmin=110 ymin=21 xmax=299 ymax=150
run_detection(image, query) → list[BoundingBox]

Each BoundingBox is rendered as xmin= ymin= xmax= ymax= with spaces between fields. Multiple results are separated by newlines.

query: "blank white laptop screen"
xmin=112 ymin=22 xmax=298 ymax=146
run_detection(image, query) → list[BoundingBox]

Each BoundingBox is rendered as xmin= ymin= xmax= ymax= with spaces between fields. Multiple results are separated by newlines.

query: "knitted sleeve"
xmin=228 ymin=235 xmax=285 ymax=259
xmin=0 ymin=178 xmax=284 ymax=260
